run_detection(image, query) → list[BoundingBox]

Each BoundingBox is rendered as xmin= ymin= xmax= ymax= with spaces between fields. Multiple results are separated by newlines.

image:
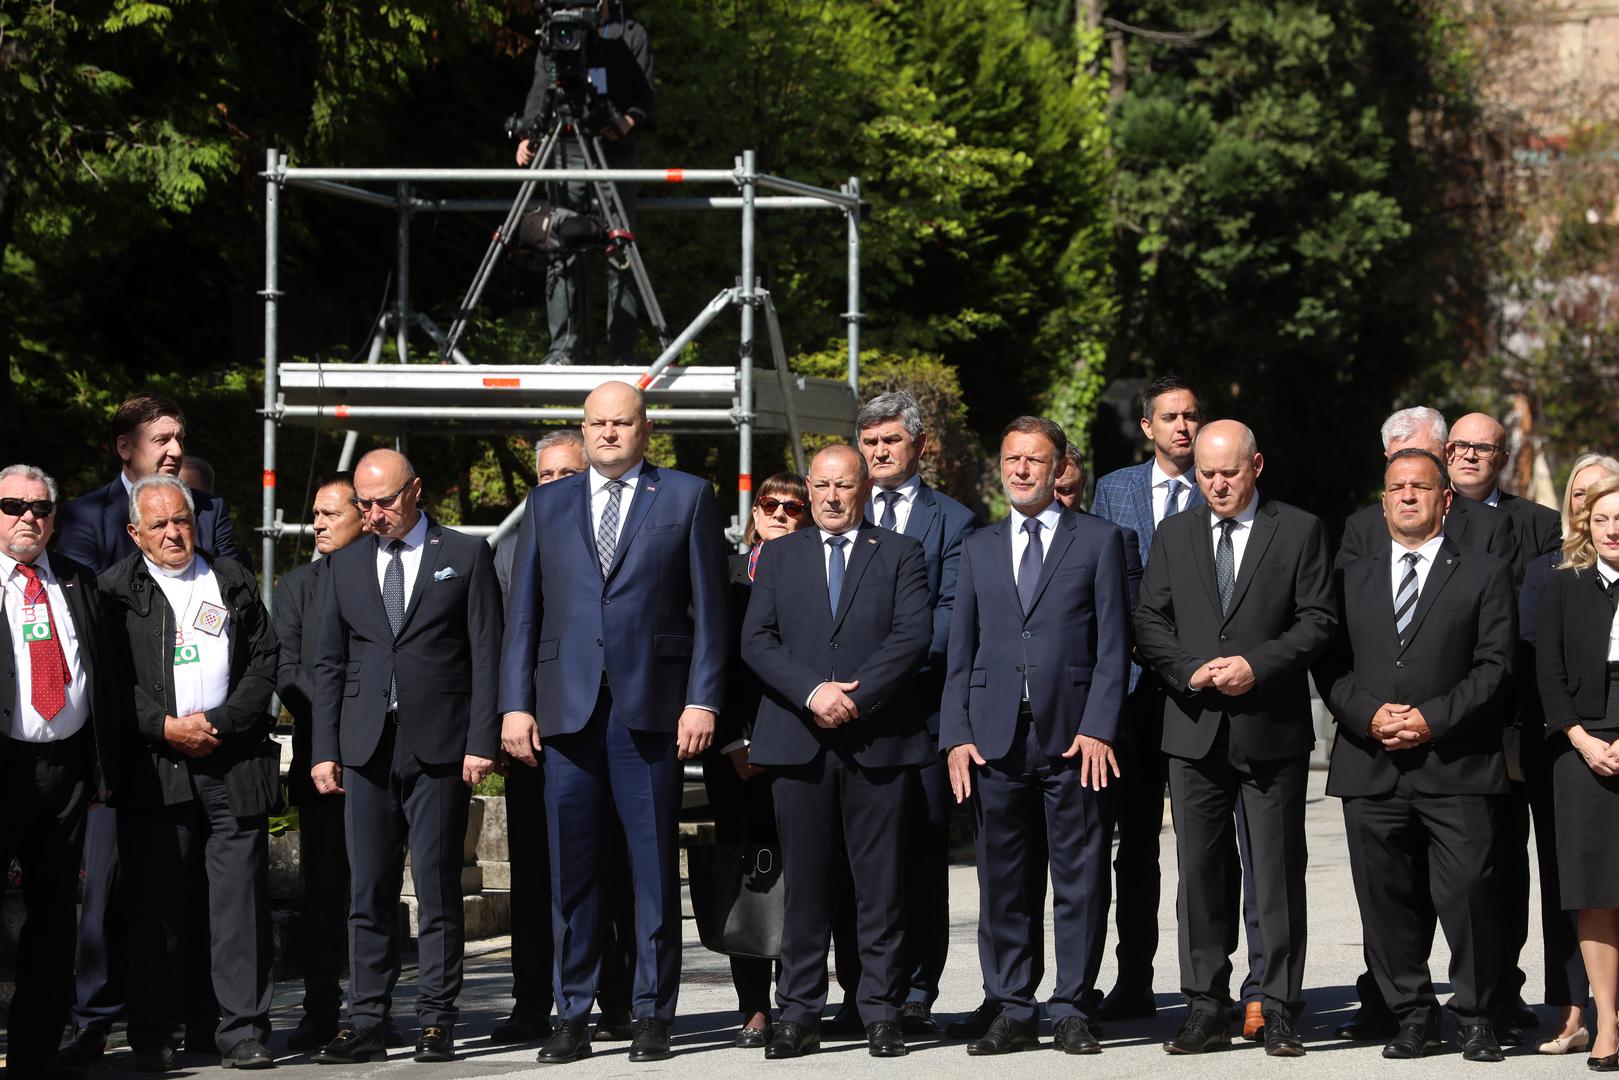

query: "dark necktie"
xmin=383 ymin=540 xmax=406 ymax=708
xmin=1017 ymin=518 xmax=1043 ymax=614
xmin=1163 ymin=480 xmax=1183 ymax=521
xmin=1395 ymin=551 xmax=1420 ymax=637
xmin=826 ymin=535 xmax=848 ymax=617
xmin=597 ymin=479 xmax=624 ymax=577
xmin=878 ymin=490 xmax=899 ymax=531
xmin=16 ymin=563 xmax=69 ymax=721
xmin=1215 ymin=519 xmax=1236 ymax=614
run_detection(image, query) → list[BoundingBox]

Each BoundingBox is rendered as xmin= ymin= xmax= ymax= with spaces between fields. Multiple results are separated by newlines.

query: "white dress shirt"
xmin=2 ymin=551 xmax=90 ymax=741
xmin=1598 ymin=560 xmax=1619 ymax=662
xmin=373 ymin=511 xmax=430 ymax=610
xmin=869 ymin=474 xmax=921 ymax=533
xmin=804 ymin=526 xmax=862 ymax=708
xmin=589 ymin=463 xmax=644 ymax=552
xmin=1151 ymin=460 xmax=1194 ymax=526
xmin=1389 ymin=534 xmax=1448 ymax=605
xmin=1009 ymin=502 xmax=1063 ymax=581
xmin=147 ymin=554 xmax=232 ymax=717
xmin=1209 ymin=495 xmax=1261 ymax=580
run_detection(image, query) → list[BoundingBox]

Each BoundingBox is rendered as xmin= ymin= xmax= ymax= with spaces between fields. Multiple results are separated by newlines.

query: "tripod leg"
xmin=577 ymin=130 xmax=673 ymax=351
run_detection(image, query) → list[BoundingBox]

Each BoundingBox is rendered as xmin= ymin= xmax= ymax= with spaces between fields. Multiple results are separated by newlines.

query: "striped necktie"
xmin=1394 ymin=551 xmax=1421 ymax=638
xmin=596 ymin=479 xmax=624 ymax=577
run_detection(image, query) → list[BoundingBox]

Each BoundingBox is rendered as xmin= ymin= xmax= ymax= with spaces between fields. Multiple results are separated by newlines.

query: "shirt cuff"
xmin=718 ymin=738 xmax=748 ymax=756
xmin=804 ymin=682 xmax=828 ymax=709
xmin=683 ymin=704 xmax=718 ymax=716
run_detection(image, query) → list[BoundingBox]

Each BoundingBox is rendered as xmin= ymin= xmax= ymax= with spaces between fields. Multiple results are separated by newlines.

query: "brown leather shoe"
xmin=1242 ymin=1001 xmax=1265 ymax=1041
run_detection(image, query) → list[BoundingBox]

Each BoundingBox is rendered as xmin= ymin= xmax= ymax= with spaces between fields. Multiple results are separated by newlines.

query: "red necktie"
xmin=16 ymin=563 xmax=70 ymax=721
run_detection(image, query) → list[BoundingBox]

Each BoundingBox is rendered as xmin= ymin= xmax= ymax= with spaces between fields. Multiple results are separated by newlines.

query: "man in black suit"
xmin=1134 ymin=421 xmax=1336 ymax=1056
xmin=1446 ymin=411 xmax=1562 ymax=1038
xmin=741 ymin=443 xmax=933 ymax=1060
xmin=272 ymin=471 xmax=368 ymax=1052
xmin=940 ymin=416 xmax=1131 ymax=1057
xmin=55 ymin=392 xmax=247 ymax=1068
xmin=1320 ymin=448 xmax=1515 ymax=1063
xmin=0 ymin=464 xmax=115 ymax=1080
xmin=309 ymin=449 xmax=503 ymax=1065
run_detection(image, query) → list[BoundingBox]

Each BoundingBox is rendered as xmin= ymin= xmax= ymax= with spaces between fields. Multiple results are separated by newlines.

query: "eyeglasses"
xmin=756 ymin=497 xmax=806 ymax=517
xmin=0 ymin=498 xmax=54 ymax=519
xmin=1447 ymin=440 xmax=1504 ymax=458
xmin=351 ymin=482 xmax=411 ymax=512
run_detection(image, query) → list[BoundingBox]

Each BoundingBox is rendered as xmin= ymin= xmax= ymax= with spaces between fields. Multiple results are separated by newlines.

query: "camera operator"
xmin=515 ymin=0 xmax=654 ymax=366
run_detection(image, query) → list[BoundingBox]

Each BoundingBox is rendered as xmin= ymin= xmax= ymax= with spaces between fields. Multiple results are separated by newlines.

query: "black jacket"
xmin=273 ymin=556 xmax=329 ymax=806
xmin=56 ymin=475 xmax=250 ymax=575
xmin=523 ymin=18 xmax=654 ymax=129
xmin=1536 ymin=565 xmax=1619 ymax=735
xmin=1496 ymin=491 xmax=1562 ymax=583
xmin=99 ymin=552 xmax=279 ymax=817
xmin=1336 ymin=495 xmax=1518 ymax=579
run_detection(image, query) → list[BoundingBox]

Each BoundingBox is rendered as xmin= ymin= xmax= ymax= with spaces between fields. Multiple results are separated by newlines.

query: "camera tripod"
xmin=440 ymin=111 xmax=673 ymax=362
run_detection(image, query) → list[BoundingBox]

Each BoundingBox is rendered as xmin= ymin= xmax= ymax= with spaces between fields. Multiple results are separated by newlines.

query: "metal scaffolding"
xmin=260 ymin=148 xmax=864 ymax=605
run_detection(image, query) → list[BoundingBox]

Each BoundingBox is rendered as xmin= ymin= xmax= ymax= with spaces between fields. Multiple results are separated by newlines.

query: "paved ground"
xmin=8 ymin=769 xmax=1592 ymax=1077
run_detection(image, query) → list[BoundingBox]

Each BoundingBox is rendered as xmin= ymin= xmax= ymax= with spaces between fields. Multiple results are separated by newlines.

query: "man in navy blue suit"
xmin=742 ymin=443 xmax=934 ymax=1059
xmin=499 ymin=380 xmax=729 ymax=1064
xmin=941 ymin=415 xmax=1131 ymax=1056
xmin=54 ymin=391 xmax=248 ymax=1068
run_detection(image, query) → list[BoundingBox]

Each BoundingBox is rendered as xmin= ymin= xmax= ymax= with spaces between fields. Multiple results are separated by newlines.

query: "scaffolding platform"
xmin=276 ymin=362 xmax=857 ymax=438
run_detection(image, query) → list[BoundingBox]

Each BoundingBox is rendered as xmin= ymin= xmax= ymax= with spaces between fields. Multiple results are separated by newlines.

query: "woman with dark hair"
xmin=703 ymin=470 xmax=810 ymax=1047
xmin=1538 ymin=471 xmax=1619 ymax=1071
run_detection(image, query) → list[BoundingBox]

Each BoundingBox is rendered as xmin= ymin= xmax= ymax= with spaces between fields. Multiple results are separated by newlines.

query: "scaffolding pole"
xmin=738 ymin=151 xmax=757 ymax=544
xmin=261 ymin=149 xmax=282 ymax=605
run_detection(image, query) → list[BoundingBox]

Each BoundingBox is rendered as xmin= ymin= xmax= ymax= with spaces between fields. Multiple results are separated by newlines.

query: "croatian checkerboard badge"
xmin=194 ymin=601 xmax=228 ymax=637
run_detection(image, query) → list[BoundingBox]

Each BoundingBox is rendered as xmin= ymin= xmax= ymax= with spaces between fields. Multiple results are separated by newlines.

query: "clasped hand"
xmin=1369 ymin=703 xmax=1432 ymax=750
xmin=163 ymin=713 xmax=218 ymax=757
xmin=1189 ymin=655 xmax=1255 ymax=696
xmin=810 ymin=680 xmax=860 ymax=729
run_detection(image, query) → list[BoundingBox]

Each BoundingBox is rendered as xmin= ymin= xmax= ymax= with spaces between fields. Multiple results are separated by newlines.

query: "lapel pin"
xmin=430 ymin=537 xmax=441 ymax=545
xmin=866 ymin=537 xmax=878 ymax=545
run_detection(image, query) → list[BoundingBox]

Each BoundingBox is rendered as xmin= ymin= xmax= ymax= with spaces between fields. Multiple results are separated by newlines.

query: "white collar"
xmin=873 ymin=474 xmax=921 ymax=502
xmin=1392 ymin=533 xmax=1447 ymax=563
xmin=818 ymin=526 xmax=861 ymax=545
xmin=376 ymin=512 xmax=429 ymax=554
xmin=1150 ymin=459 xmax=1191 ymax=492
xmin=0 ymin=549 xmax=52 ymax=582
xmin=590 ymin=462 xmax=643 ymax=494
xmin=1598 ymin=560 xmax=1619 ymax=587
xmin=143 ymin=552 xmax=204 ymax=580
xmin=1011 ymin=501 xmax=1063 ymax=534
xmin=118 ymin=471 xmax=135 ymax=495
xmin=1211 ymin=494 xmax=1260 ymax=530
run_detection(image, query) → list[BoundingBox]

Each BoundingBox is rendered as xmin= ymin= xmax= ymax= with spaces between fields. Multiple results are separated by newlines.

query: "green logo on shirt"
xmin=174 ymin=643 xmax=201 ymax=666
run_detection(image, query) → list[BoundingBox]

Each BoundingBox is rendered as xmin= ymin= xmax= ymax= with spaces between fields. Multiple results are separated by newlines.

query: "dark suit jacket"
xmin=891 ymin=481 xmax=977 ymax=734
xmin=1495 ymin=491 xmax=1562 ymax=583
xmin=313 ymin=517 xmax=503 ymax=767
xmin=0 ymin=551 xmax=118 ymax=798
xmin=1336 ymin=494 xmax=1517 ymax=577
xmin=1090 ymin=459 xmax=1206 ymax=567
xmin=1536 ymin=566 xmax=1619 ymax=735
xmin=56 ymin=475 xmax=249 ymax=575
xmin=1134 ymin=497 xmax=1337 ymax=762
xmin=1321 ymin=538 xmax=1516 ymax=797
xmin=273 ymin=556 xmax=329 ymax=805
xmin=498 ymin=464 xmax=729 ymax=737
xmin=939 ymin=507 xmax=1131 ymax=761
xmin=742 ymin=525 xmax=933 ymax=769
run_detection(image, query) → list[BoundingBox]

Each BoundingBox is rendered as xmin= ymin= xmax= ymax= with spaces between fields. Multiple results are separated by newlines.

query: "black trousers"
xmin=0 ymin=733 xmax=92 ymax=1070
xmin=1508 ymin=731 xmax=1587 ymax=1007
xmin=345 ymin=723 xmax=470 ymax=1032
xmin=773 ymin=752 xmax=914 ymax=1029
xmin=702 ymin=750 xmax=779 ymax=1017
xmin=296 ymin=790 xmax=350 ymax=1021
xmin=1108 ymin=679 xmax=1169 ymax=993
xmin=1166 ymin=729 xmax=1309 ymax=1019
xmin=1342 ymin=780 xmax=1502 ymax=1029
xmin=119 ymin=769 xmax=272 ymax=1054
xmin=69 ymin=803 xmax=124 ymax=1032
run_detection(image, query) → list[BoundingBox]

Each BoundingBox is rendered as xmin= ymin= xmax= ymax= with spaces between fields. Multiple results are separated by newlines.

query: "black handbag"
xmin=688 ymin=839 xmax=785 ymax=960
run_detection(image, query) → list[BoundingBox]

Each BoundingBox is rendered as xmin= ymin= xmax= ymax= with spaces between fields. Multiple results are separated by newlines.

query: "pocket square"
xmin=433 ymin=567 xmax=459 ymax=581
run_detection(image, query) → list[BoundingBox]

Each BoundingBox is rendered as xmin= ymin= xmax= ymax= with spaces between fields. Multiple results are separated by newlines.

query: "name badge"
xmin=174 ymin=642 xmax=202 ymax=666
xmin=194 ymin=602 xmax=228 ymax=637
xmin=20 ymin=603 xmax=52 ymax=642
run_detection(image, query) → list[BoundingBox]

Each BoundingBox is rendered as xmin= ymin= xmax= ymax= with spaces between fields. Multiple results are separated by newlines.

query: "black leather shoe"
xmin=537 ymin=1019 xmax=593 ymax=1064
xmin=1263 ymin=1011 xmax=1306 ymax=1058
xmin=1496 ymin=1021 xmax=1525 ymax=1048
xmin=383 ymin=1021 xmax=410 ymax=1048
xmin=594 ymin=1008 xmax=634 ymax=1042
xmin=130 ymin=1046 xmax=180 ymax=1073
xmin=765 ymin=1022 xmax=820 ymax=1059
xmin=734 ymin=1024 xmax=772 ymax=1049
xmin=1163 ymin=1011 xmax=1230 ymax=1054
xmin=1337 ymin=1009 xmax=1401 ymax=1042
xmin=628 ymin=1018 xmax=673 ymax=1062
xmin=867 ymin=1020 xmax=907 ymax=1057
xmin=287 ymin=1014 xmax=338 ymax=1052
xmin=222 ymin=1037 xmax=276 ymax=1070
xmin=1099 ymin=988 xmax=1157 ymax=1020
xmin=967 ymin=1014 xmax=1039 ymax=1055
xmin=1588 ymin=1052 xmax=1619 ymax=1071
xmin=947 ymin=1000 xmax=1001 ymax=1040
xmin=492 ymin=1007 xmax=555 ymax=1045
xmin=414 ymin=1026 xmax=454 ymax=1063
xmin=1508 ymin=999 xmax=1540 ymax=1030
xmin=1458 ymin=1023 xmax=1505 ymax=1063
xmin=1382 ymin=1023 xmax=1440 ymax=1059
xmin=900 ymin=1001 xmax=938 ymax=1035
xmin=823 ymin=1001 xmax=864 ymax=1036
xmin=56 ymin=1026 xmax=108 ymax=1067
xmin=1053 ymin=1016 xmax=1101 ymax=1054
xmin=312 ymin=1027 xmax=388 ymax=1065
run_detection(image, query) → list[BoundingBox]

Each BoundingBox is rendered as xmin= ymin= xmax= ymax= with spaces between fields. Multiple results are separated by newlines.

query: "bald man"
xmin=310 ymin=449 xmax=503 ymax=1065
xmin=499 ymin=381 xmax=728 ymax=1064
xmin=1134 ymin=421 xmax=1337 ymax=1056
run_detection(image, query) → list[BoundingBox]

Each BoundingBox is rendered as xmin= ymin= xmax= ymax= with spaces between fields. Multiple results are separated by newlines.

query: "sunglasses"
xmin=757 ymin=497 xmax=806 ymax=517
xmin=0 ymin=498 xmax=54 ymax=519
xmin=351 ymin=482 xmax=411 ymax=512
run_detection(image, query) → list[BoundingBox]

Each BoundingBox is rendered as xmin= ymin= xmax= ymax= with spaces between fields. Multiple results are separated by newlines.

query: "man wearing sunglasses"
xmin=0 ymin=465 xmax=116 ymax=1080
xmin=55 ymin=392 xmax=249 ymax=1070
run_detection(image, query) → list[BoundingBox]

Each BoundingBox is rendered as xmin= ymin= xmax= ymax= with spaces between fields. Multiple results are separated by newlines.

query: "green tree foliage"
xmin=1104 ymin=1 xmax=1486 ymax=521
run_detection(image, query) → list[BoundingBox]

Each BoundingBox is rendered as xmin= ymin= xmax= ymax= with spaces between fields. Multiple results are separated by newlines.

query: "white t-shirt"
xmin=146 ymin=555 xmax=232 ymax=717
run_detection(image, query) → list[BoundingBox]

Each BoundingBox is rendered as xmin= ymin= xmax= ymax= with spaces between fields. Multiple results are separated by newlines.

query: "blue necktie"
xmin=1017 ymin=518 xmax=1042 ymax=614
xmin=826 ymin=535 xmax=848 ymax=617
xmin=878 ymin=490 xmax=899 ymax=531
xmin=1163 ymin=479 xmax=1183 ymax=521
